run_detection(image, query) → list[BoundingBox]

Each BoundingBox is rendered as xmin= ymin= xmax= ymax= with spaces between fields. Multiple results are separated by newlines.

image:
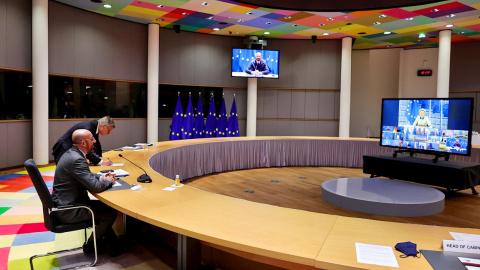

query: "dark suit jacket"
xmin=52 ymin=146 xmax=112 ymax=222
xmin=245 ymin=59 xmax=270 ymax=75
xmin=52 ymin=120 xmax=102 ymax=165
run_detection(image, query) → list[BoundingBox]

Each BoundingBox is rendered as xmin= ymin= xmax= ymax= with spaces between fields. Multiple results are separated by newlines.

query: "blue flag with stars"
xmin=226 ymin=97 xmax=239 ymax=137
xmin=205 ymin=96 xmax=217 ymax=138
xmin=181 ymin=95 xmax=194 ymax=139
xmin=193 ymin=94 xmax=205 ymax=138
xmin=216 ymin=97 xmax=227 ymax=137
xmin=169 ymin=95 xmax=183 ymax=140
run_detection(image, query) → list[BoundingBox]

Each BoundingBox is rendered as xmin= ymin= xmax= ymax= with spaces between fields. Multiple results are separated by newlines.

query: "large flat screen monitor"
xmin=380 ymin=98 xmax=474 ymax=157
xmin=231 ymin=48 xmax=279 ymax=79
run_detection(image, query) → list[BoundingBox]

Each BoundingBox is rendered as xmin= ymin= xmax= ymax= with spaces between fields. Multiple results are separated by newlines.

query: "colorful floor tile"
xmin=0 ymin=168 xmax=174 ymax=270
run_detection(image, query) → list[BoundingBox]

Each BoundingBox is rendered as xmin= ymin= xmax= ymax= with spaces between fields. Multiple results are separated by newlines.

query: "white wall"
xmin=399 ymin=48 xmax=438 ymax=98
xmin=350 ymin=49 xmax=401 ymax=138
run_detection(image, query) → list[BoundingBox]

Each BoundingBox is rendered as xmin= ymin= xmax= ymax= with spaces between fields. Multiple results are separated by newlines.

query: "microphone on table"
xmin=118 ymin=154 xmax=152 ymax=183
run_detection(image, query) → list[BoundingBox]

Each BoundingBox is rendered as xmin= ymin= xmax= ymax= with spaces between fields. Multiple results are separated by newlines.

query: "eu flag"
xmin=205 ymin=95 xmax=217 ymax=138
xmin=216 ymin=97 xmax=227 ymax=137
xmin=193 ymin=93 xmax=205 ymax=138
xmin=169 ymin=94 xmax=183 ymax=141
xmin=226 ymin=97 xmax=239 ymax=137
xmin=181 ymin=95 xmax=194 ymax=139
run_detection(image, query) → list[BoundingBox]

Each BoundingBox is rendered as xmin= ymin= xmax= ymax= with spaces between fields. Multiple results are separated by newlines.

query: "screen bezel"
xmin=231 ymin=48 xmax=280 ymax=79
xmin=379 ymin=97 xmax=474 ymax=157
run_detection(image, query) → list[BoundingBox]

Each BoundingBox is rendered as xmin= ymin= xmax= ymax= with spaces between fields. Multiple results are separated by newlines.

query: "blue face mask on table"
xmin=395 ymin=241 xmax=421 ymax=258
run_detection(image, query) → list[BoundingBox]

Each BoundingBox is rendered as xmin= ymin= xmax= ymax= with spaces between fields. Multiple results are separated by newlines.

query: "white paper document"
xmin=122 ymin=146 xmax=141 ymax=150
xmin=163 ymin=187 xmax=176 ymax=191
xmin=355 ymin=243 xmax=399 ymax=268
xmin=112 ymin=181 xmax=122 ymax=187
xmin=459 ymin=257 xmax=480 ymax=267
xmin=111 ymin=163 xmax=124 ymax=167
xmin=98 ymin=169 xmax=129 ymax=177
xmin=450 ymin=232 xmax=480 ymax=242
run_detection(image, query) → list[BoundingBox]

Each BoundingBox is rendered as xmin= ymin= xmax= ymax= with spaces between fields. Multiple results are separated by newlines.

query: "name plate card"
xmin=443 ymin=240 xmax=480 ymax=254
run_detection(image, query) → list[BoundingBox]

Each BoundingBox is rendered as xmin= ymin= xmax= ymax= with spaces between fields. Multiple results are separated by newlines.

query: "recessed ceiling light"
xmin=266 ymin=22 xmax=271 ymax=25
xmin=384 ymin=31 xmax=391 ymax=34
xmin=460 ymin=31 xmax=465 ymax=34
xmin=432 ymin=8 xmax=439 ymax=12
xmin=406 ymin=17 xmax=414 ymax=21
xmin=445 ymin=24 xmax=454 ymax=28
xmin=327 ymin=18 xmax=333 ymax=21
xmin=207 ymin=17 xmax=214 ymax=20
xmin=285 ymin=16 xmax=291 ymax=19
xmin=293 ymin=24 xmax=298 ymax=26
xmin=156 ymin=18 xmax=164 ymax=21
xmin=182 ymin=12 xmax=188 ymax=15
xmin=237 ymin=19 xmax=244 ymax=23
xmin=157 ymin=5 xmax=164 ymax=8
xmin=319 ymin=23 xmax=325 ymax=26
xmin=346 ymin=22 xmax=352 ymax=25
xmin=201 ymin=2 xmax=209 ymax=5
xmin=264 ymin=32 xmax=270 ymax=35
xmin=374 ymin=22 xmax=381 ymax=25
xmin=213 ymin=28 xmax=220 ymax=31
xmin=323 ymin=33 xmax=329 ymax=36
xmin=379 ymin=14 xmax=386 ymax=18
xmin=219 ymin=22 xmax=227 ymax=25
xmin=447 ymin=14 xmax=455 ymax=18
xmin=103 ymin=4 xmax=112 ymax=8
xmin=246 ymin=12 xmax=253 ymax=15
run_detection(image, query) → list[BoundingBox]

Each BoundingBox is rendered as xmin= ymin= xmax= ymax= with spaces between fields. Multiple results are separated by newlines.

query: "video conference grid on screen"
xmin=380 ymin=98 xmax=473 ymax=156
xmin=231 ymin=48 xmax=279 ymax=78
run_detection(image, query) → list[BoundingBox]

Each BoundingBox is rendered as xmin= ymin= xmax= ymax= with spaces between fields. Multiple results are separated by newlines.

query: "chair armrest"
xmin=51 ymin=205 xmax=96 ymax=225
xmin=54 ymin=204 xmax=91 ymax=210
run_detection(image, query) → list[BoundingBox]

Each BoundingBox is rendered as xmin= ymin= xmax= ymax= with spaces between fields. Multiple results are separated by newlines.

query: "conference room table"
xmin=91 ymin=137 xmax=480 ymax=270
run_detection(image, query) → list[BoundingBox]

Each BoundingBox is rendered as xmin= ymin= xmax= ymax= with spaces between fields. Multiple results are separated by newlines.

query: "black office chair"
xmin=24 ymin=159 xmax=97 ymax=270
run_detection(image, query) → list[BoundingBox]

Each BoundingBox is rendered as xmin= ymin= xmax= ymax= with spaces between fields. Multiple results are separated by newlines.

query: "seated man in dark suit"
xmin=52 ymin=116 xmax=115 ymax=165
xmin=52 ymin=129 xmax=125 ymax=256
xmin=245 ymin=52 xmax=270 ymax=76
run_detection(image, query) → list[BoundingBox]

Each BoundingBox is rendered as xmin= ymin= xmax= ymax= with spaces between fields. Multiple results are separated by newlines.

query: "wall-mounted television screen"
xmin=380 ymin=98 xmax=474 ymax=157
xmin=231 ymin=48 xmax=279 ymax=79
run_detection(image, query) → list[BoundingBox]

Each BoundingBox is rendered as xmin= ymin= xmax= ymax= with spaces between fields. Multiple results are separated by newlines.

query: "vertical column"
xmin=246 ymin=78 xmax=257 ymax=137
xmin=437 ymin=30 xmax=451 ymax=98
xmin=32 ymin=0 xmax=49 ymax=165
xmin=147 ymin=23 xmax=160 ymax=143
xmin=339 ymin=37 xmax=352 ymax=138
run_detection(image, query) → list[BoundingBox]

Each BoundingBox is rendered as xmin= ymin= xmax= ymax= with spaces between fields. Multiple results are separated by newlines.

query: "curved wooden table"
xmin=93 ymin=137 xmax=480 ymax=270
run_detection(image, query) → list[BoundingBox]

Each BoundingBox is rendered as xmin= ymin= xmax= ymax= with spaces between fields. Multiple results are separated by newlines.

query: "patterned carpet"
xmin=0 ymin=167 xmax=174 ymax=270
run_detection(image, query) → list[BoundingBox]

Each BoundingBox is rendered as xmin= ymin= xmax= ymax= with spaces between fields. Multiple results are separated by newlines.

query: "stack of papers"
xmin=97 ymin=169 xmax=129 ymax=177
xmin=122 ymin=146 xmax=141 ymax=150
xmin=135 ymin=143 xmax=153 ymax=146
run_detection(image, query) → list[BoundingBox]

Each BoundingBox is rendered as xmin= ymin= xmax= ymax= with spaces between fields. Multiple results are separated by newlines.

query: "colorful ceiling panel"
xmin=55 ymin=0 xmax=480 ymax=49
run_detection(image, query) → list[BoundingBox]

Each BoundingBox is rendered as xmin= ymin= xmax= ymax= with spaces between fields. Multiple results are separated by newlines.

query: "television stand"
xmin=433 ymin=153 xmax=450 ymax=163
xmin=392 ymin=149 xmax=414 ymax=158
xmin=392 ymin=149 xmax=450 ymax=163
xmin=363 ymin=154 xmax=480 ymax=196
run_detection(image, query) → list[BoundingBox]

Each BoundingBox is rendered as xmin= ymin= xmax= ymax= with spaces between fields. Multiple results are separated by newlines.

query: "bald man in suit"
xmin=52 ymin=129 xmax=125 ymax=256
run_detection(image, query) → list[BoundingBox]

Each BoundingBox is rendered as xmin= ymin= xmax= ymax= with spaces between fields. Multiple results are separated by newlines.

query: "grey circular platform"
xmin=321 ymin=178 xmax=445 ymax=217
